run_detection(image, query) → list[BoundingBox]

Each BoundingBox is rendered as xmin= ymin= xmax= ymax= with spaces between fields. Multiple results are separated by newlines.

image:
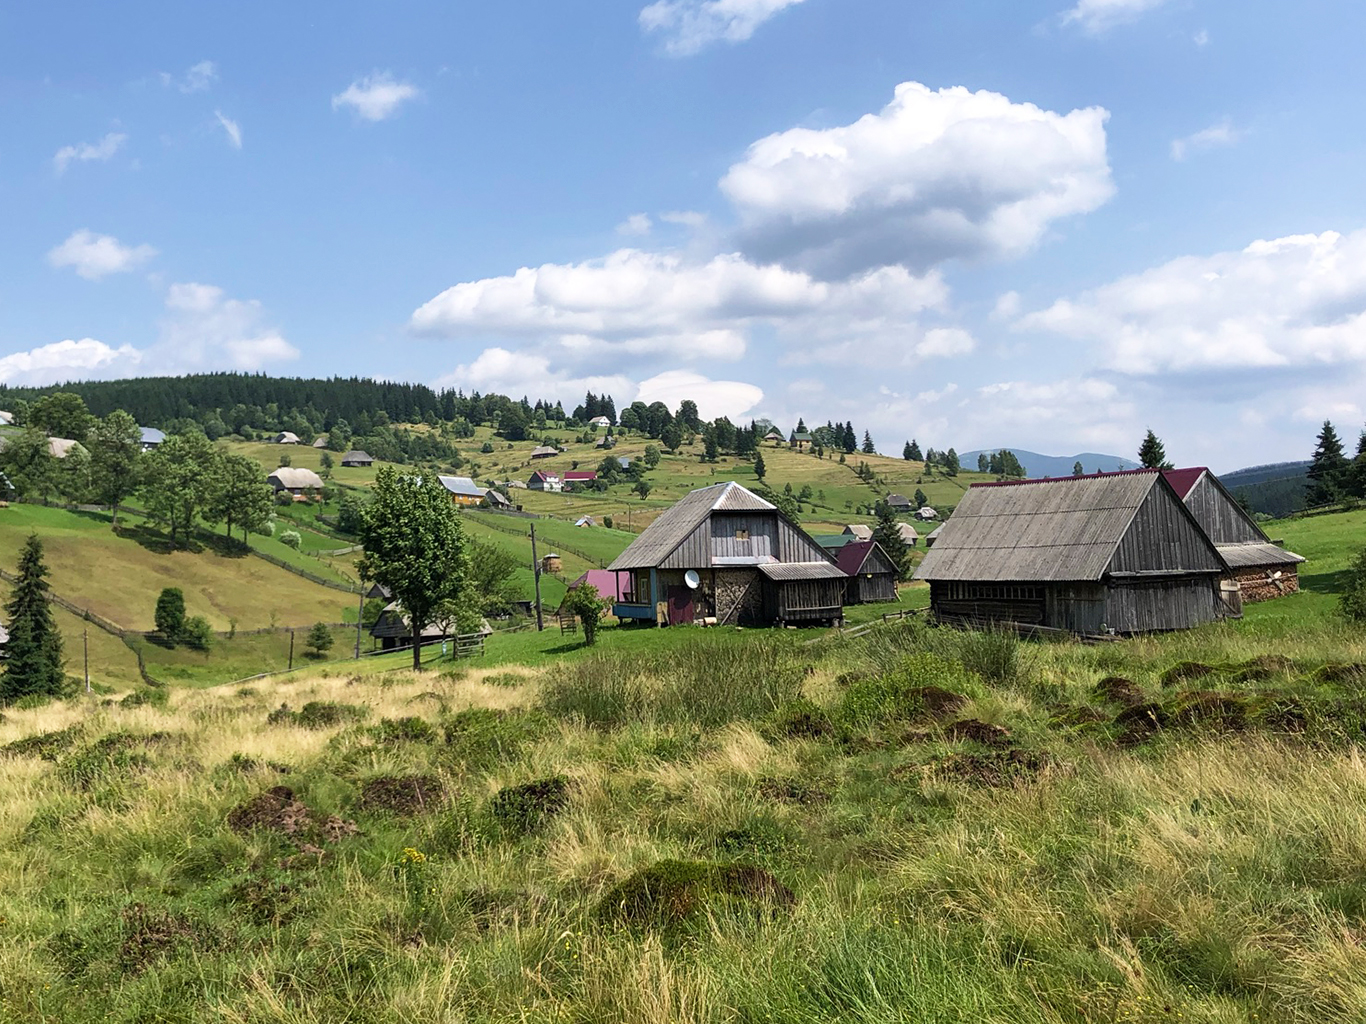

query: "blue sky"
xmin=3 ymin=0 xmax=1365 ymax=471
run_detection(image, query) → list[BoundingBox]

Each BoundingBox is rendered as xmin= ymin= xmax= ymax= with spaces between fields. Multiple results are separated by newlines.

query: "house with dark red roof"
xmin=833 ymin=540 xmax=899 ymax=604
xmin=563 ymin=470 xmax=598 ymax=491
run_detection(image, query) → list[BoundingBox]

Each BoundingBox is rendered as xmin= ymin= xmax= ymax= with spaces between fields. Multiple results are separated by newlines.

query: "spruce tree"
xmin=1073 ymin=461 xmax=1085 ymax=477
xmin=902 ymin=441 xmax=913 ymax=460
xmin=1 ymin=535 xmax=65 ymax=704
xmin=861 ymin=431 xmax=876 ymax=455
xmin=753 ymin=450 xmax=766 ymax=481
xmin=907 ymin=439 xmax=923 ymax=461
xmin=1308 ymin=420 xmax=1350 ymax=505
xmin=1138 ymin=429 xmax=1172 ymax=470
xmin=871 ymin=503 xmax=912 ymax=581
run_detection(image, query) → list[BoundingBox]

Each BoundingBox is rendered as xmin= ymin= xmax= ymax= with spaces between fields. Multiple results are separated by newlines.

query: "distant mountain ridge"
xmin=959 ymin=449 xmax=1142 ymax=479
xmin=1218 ymin=461 xmax=1310 ymax=518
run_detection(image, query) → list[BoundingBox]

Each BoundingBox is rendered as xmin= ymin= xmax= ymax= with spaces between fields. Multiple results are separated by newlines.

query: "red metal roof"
xmin=1161 ymin=467 xmax=1208 ymax=500
xmin=972 ymin=466 xmax=1211 ymax=500
xmin=564 ymin=471 xmax=598 ymax=481
xmin=833 ymin=539 xmax=877 ymax=576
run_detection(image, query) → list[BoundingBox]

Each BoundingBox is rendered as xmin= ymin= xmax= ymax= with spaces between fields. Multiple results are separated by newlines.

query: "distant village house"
xmin=528 ymin=471 xmax=563 ymax=493
xmin=268 ymin=467 xmax=324 ymax=498
xmin=438 ymin=475 xmax=486 ymax=507
xmin=340 ymin=450 xmax=374 ymax=468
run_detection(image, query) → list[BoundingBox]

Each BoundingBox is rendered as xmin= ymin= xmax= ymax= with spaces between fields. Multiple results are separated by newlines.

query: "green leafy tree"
xmin=498 ymin=404 xmax=529 ymax=441
xmin=661 ymin=421 xmax=683 ymax=453
xmin=643 ymin=444 xmax=661 ymax=469
xmin=944 ymin=448 xmax=960 ymax=476
xmin=88 ymin=411 xmax=143 ymax=526
xmin=871 ymin=503 xmax=912 ymax=581
xmin=327 ymin=420 xmax=353 ymax=452
xmin=676 ymin=399 xmax=701 ymax=432
xmin=561 ymin=583 xmax=609 ymax=646
xmin=183 ymin=616 xmax=213 ymax=651
xmin=305 ymin=622 xmax=335 ymax=658
xmin=155 ymin=587 xmax=187 ymax=644
xmin=1073 ymin=461 xmax=1085 ymax=477
xmin=465 ymin=537 xmax=521 ymax=615
xmin=57 ymin=445 xmax=92 ymax=504
xmin=702 ymin=425 xmax=719 ymax=463
xmin=28 ymin=391 xmax=92 ymax=442
xmin=142 ymin=433 xmax=216 ymax=547
xmin=1138 ymin=429 xmax=1173 ymax=470
xmin=753 ymin=450 xmax=766 ymax=481
xmin=0 ymin=424 xmax=56 ymax=500
xmin=204 ymin=452 xmax=274 ymax=543
xmin=1308 ymin=420 xmax=1350 ymax=506
xmin=357 ymin=468 xmax=467 ymax=671
xmin=633 ymin=479 xmax=652 ymax=500
xmin=1 ymin=536 xmax=65 ymax=703
xmin=913 ymin=488 xmax=928 ymax=508
xmin=1339 ymin=548 xmax=1366 ymax=622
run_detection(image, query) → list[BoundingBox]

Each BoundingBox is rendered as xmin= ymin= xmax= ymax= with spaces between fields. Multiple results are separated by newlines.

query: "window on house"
xmin=735 ymin=529 xmax=750 ymax=540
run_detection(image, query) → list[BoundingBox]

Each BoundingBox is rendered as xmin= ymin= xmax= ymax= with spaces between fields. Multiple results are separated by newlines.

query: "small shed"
xmin=139 ymin=427 xmax=166 ymax=451
xmin=595 ymin=435 xmax=615 ymax=449
xmin=312 ymin=435 xmax=330 ymax=449
xmin=895 ymin=522 xmax=919 ymax=547
xmin=764 ymin=428 xmax=786 ymax=445
xmin=542 ymin=553 xmax=562 ymax=574
xmin=1163 ymin=467 xmax=1305 ymax=602
xmin=369 ymin=603 xmax=451 ymax=651
xmin=530 ymin=445 xmax=559 ymax=460
xmin=789 ymin=431 xmax=813 ymax=451
xmin=617 ymin=456 xmax=632 ymax=469
xmin=484 ymin=488 xmax=513 ymax=509
xmin=886 ymin=494 xmax=913 ymax=512
xmin=916 ymin=507 xmax=939 ymax=521
xmin=915 ymin=470 xmax=1231 ymax=634
xmin=835 ymin=540 xmax=899 ymax=604
xmin=575 ymin=515 xmax=595 ymax=528
xmin=341 ymin=450 xmax=374 ymax=467
xmin=274 ymin=432 xmax=300 ymax=445
xmin=924 ymin=523 xmax=944 ymax=548
xmin=268 ymin=467 xmax=324 ymax=495
xmin=842 ymin=524 xmax=873 ymax=541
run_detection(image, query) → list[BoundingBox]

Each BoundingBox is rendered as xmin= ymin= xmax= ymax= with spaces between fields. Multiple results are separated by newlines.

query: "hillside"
xmin=3 ymin=559 xmax=1366 ymax=1020
xmin=959 ymin=448 xmax=1141 ymax=478
xmin=1220 ymin=461 xmax=1310 ymax=518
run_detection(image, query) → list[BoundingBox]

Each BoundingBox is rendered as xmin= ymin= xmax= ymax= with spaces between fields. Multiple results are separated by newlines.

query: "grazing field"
xmin=3 ymin=601 xmax=1366 ymax=1022
xmin=0 ymin=505 xmax=354 ymax=632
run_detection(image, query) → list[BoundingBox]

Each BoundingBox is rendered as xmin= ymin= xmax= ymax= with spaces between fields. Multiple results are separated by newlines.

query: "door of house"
xmin=666 ymin=586 xmax=695 ymax=626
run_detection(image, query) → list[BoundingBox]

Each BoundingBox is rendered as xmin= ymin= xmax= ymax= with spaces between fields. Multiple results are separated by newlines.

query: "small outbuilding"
xmin=589 ymin=415 xmax=612 ymax=429
xmin=842 ymin=524 xmax=873 ymax=541
xmin=895 ymin=522 xmax=919 ymax=548
xmin=789 ymin=431 xmax=813 ymax=452
xmin=438 ymin=475 xmax=486 ymax=507
xmin=483 ymin=488 xmax=513 ymax=510
xmin=139 ymin=427 xmax=166 ymax=451
xmin=885 ymin=494 xmax=913 ymax=512
xmin=369 ymin=603 xmax=451 ymax=652
xmin=47 ymin=438 xmax=86 ymax=460
xmin=915 ymin=470 xmax=1233 ymax=634
xmin=575 ymin=515 xmax=595 ymax=528
xmin=834 ymin=539 xmax=899 ymax=604
xmin=312 ymin=435 xmax=330 ymax=449
xmin=916 ymin=506 xmax=939 ymax=521
xmin=764 ymin=428 xmax=786 ymax=445
xmin=529 ymin=445 xmax=559 ymax=460
xmin=1163 ymin=467 xmax=1305 ymax=602
xmin=273 ymin=432 xmax=301 ymax=445
xmin=268 ymin=467 xmax=324 ymax=496
xmin=340 ymin=450 xmax=374 ymax=468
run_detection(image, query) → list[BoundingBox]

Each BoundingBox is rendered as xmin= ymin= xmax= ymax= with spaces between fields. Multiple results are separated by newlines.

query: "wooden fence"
xmin=464 ymin=510 xmax=610 ymax=568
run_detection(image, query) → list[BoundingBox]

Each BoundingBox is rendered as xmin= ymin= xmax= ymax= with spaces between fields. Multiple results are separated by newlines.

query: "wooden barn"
xmin=606 ymin=481 xmax=846 ymax=627
xmin=1163 ymin=467 xmax=1305 ymax=602
xmin=914 ymin=470 xmax=1234 ymax=634
xmin=834 ymin=539 xmax=899 ymax=604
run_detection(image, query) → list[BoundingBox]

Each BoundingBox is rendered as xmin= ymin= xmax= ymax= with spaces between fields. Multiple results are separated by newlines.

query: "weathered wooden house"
xmin=886 ymin=494 xmax=913 ymax=512
xmin=268 ymin=467 xmax=324 ymax=496
xmin=273 ymin=431 xmax=300 ymax=445
xmin=1163 ymin=467 xmax=1305 ymax=601
xmin=914 ymin=470 xmax=1233 ymax=634
xmin=529 ymin=445 xmax=559 ymax=460
xmin=764 ymin=428 xmax=786 ymax=446
xmin=340 ymin=450 xmax=374 ymax=467
xmin=606 ymin=481 xmax=846 ymax=627
xmin=834 ymin=539 xmax=899 ymax=604
xmin=842 ymin=524 xmax=873 ymax=541
xmin=369 ymin=603 xmax=451 ymax=651
xmin=788 ymin=431 xmax=813 ymax=452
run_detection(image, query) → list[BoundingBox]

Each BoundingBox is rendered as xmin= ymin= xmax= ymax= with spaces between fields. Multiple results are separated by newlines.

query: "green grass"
xmin=129 ymin=625 xmax=369 ymax=688
xmin=0 ymin=504 xmax=355 ymax=631
xmin=5 ymin=610 xmax=1366 ymax=1021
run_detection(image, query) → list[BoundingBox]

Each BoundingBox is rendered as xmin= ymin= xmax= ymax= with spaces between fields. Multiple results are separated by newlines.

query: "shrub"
xmin=442 ymin=708 xmax=549 ymax=771
xmin=560 ymin=584 xmax=609 ymax=646
xmin=372 ymin=716 xmax=437 ymax=743
xmin=154 ymin=588 xmax=186 ymax=643
xmin=304 ymin=623 xmax=334 ymax=658
xmin=489 ymin=775 xmax=570 ymax=837
xmin=279 ymin=530 xmax=302 ymax=550
xmin=182 ymin=616 xmax=213 ymax=651
xmin=267 ymin=701 xmax=368 ymax=729
xmin=1341 ymin=548 xmax=1366 ymax=621
xmin=834 ymin=653 xmax=976 ymax=732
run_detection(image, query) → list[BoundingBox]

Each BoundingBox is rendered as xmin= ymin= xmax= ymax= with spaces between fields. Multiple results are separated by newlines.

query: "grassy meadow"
xmin=3 ymin=600 xmax=1366 ymax=1022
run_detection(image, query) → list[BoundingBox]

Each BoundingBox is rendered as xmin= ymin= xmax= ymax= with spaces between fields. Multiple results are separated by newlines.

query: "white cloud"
xmin=0 ymin=338 xmax=143 ymax=386
xmin=1170 ymin=119 xmax=1239 ymax=161
xmin=160 ymin=282 xmax=299 ymax=371
xmin=1018 ymin=229 xmax=1366 ymax=375
xmin=1194 ymin=29 xmax=1210 ymax=46
xmin=639 ymin=0 xmax=806 ymax=56
xmin=215 ymin=111 xmax=242 ymax=149
xmin=1061 ymin=0 xmax=1172 ymax=34
xmin=411 ymin=248 xmax=949 ymax=367
xmin=634 ymin=369 xmax=764 ymax=421
xmin=332 ymin=73 xmax=420 ymax=121
xmin=721 ymin=82 xmax=1113 ymax=277
xmin=914 ymin=327 xmax=976 ymax=359
xmin=661 ymin=210 xmax=708 ymax=227
xmin=992 ymin=291 xmax=1023 ymax=320
xmin=47 ymin=230 xmax=157 ymax=280
xmin=616 ymin=213 xmax=653 ymax=236
xmin=53 ymin=132 xmax=127 ymax=174
xmin=179 ymin=60 xmax=218 ymax=93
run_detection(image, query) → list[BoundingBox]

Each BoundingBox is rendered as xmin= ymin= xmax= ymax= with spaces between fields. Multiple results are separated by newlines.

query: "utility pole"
xmin=530 ymin=524 xmax=544 ymax=632
xmin=83 ymin=629 xmax=90 ymax=693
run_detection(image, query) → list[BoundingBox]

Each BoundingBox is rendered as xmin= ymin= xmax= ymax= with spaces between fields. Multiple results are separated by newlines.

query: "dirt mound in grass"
xmin=119 ymin=904 xmax=198 ymax=975
xmin=490 ymin=776 xmax=570 ymax=836
xmin=1315 ymin=663 xmax=1366 ymax=686
xmin=227 ymin=786 xmax=358 ymax=859
xmin=908 ymin=686 xmax=970 ymax=721
xmin=1094 ymin=676 xmax=1146 ymax=707
xmin=1167 ymin=691 xmax=1255 ymax=732
xmin=757 ymin=776 xmax=829 ymax=805
xmin=930 ymin=749 xmax=1056 ymax=787
xmin=1234 ymin=655 xmax=1297 ymax=681
xmin=1114 ymin=702 xmax=1170 ymax=744
xmin=943 ymin=719 xmax=1012 ymax=746
xmin=596 ymin=860 xmax=795 ymax=930
xmin=1049 ymin=704 xmax=1109 ymax=727
xmin=359 ymin=775 xmax=446 ymax=816
xmin=1160 ymin=662 xmax=1218 ymax=688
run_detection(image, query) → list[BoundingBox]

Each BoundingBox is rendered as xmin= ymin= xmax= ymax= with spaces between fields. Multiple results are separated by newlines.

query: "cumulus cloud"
xmin=0 ymin=338 xmax=143 ymax=386
xmin=215 ymin=111 xmax=242 ymax=149
xmin=1018 ymin=229 xmax=1366 ymax=375
xmin=616 ymin=213 xmax=653 ymax=236
xmin=634 ymin=369 xmax=764 ymax=420
xmin=53 ymin=132 xmax=127 ymax=174
xmin=47 ymin=230 xmax=157 ymax=280
xmin=1061 ymin=0 xmax=1172 ymax=34
xmin=914 ymin=327 xmax=976 ymax=359
xmin=332 ymin=73 xmax=420 ymax=121
xmin=160 ymin=282 xmax=299 ymax=371
xmin=661 ymin=210 xmax=708 ymax=227
xmin=410 ymin=247 xmax=950 ymax=368
xmin=720 ymin=82 xmax=1113 ymax=277
xmin=639 ymin=0 xmax=806 ymax=56
xmin=1170 ymin=119 xmax=1240 ymax=161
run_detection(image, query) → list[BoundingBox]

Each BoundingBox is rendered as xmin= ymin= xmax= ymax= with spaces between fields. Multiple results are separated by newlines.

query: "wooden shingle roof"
xmin=607 ymin=481 xmax=775 ymax=571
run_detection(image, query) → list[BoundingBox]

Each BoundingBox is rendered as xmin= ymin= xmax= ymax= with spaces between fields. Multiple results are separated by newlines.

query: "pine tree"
xmin=861 ymin=431 xmax=876 ymax=455
xmin=1073 ymin=461 xmax=1085 ymax=477
xmin=902 ymin=441 xmax=913 ymax=461
xmin=843 ymin=422 xmax=857 ymax=453
xmin=1308 ymin=420 xmax=1350 ymax=505
xmin=1 ymin=535 xmax=65 ymax=704
xmin=871 ymin=503 xmax=912 ymax=581
xmin=913 ymin=488 xmax=928 ymax=508
xmin=753 ymin=450 xmax=766 ymax=481
xmin=1138 ymin=429 xmax=1172 ymax=470
xmin=944 ymin=448 xmax=959 ymax=476
xmin=907 ymin=439 xmax=923 ymax=461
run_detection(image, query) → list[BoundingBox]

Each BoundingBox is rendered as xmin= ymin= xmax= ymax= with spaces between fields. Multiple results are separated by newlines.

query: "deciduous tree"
xmin=88 ymin=410 xmax=143 ymax=526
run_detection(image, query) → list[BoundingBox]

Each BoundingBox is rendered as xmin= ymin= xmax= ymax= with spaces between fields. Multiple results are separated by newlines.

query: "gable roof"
xmin=139 ymin=427 xmax=166 ymax=445
xmin=607 ymin=481 xmax=776 ymax=571
xmin=886 ymin=494 xmax=912 ymax=506
xmin=438 ymin=475 xmax=484 ymax=498
xmin=269 ymin=467 xmax=324 ymax=489
xmin=1161 ymin=467 xmax=1205 ymax=500
xmin=789 ymin=431 xmax=813 ymax=442
xmin=895 ymin=522 xmax=918 ymax=544
xmin=528 ymin=470 xmax=560 ymax=483
xmin=569 ymin=569 xmax=632 ymax=601
xmin=915 ymin=469 xmax=1226 ymax=583
xmin=274 ymin=431 xmax=300 ymax=444
xmin=834 ymin=539 xmax=893 ymax=576
xmin=341 ymin=450 xmax=373 ymax=463
xmin=842 ymin=524 xmax=873 ymax=540
xmin=564 ymin=471 xmax=598 ymax=481
xmin=312 ymin=434 xmax=329 ymax=448
xmin=530 ymin=445 xmax=559 ymax=458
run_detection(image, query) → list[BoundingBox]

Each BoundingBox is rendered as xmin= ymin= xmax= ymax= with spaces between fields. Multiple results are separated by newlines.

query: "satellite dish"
xmin=684 ymin=570 xmax=701 ymax=589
